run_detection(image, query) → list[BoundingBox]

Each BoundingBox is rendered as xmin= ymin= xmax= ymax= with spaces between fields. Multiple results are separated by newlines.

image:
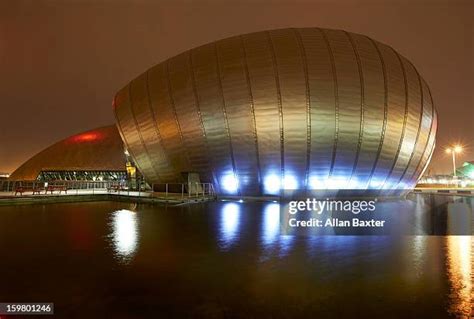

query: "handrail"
xmin=0 ymin=180 xmax=216 ymax=199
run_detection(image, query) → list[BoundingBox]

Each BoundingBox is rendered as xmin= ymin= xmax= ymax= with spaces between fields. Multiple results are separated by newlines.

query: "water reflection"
xmin=447 ymin=202 xmax=472 ymax=235
xmin=259 ymin=202 xmax=295 ymax=257
xmin=110 ymin=209 xmax=139 ymax=263
xmin=446 ymin=236 xmax=472 ymax=317
xmin=410 ymin=235 xmax=426 ymax=278
xmin=2 ymin=197 xmax=473 ymax=317
xmin=278 ymin=235 xmax=294 ymax=257
xmin=219 ymin=202 xmax=241 ymax=249
xmin=262 ymin=203 xmax=280 ymax=247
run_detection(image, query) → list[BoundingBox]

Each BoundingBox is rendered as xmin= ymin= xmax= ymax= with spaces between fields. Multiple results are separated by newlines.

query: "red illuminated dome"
xmin=9 ymin=125 xmax=127 ymax=181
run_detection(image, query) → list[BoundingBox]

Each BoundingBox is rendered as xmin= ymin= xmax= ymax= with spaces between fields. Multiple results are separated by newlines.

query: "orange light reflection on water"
xmin=446 ymin=236 xmax=472 ymax=318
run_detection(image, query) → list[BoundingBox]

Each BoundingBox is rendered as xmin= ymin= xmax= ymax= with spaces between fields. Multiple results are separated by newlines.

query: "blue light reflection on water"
xmin=261 ymin=203 xmax=280 ymax=247
xmin=0 ymin=196 xmax=471 ymax=317
xmin=219 ymin=202 xmax=241 ymax=250
xmin=113 ymin=196 xmax=472 ymax=318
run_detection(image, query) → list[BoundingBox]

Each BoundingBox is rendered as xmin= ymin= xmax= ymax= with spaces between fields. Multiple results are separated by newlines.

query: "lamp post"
xmin=445 ymin=145 xmax=462 ymax=177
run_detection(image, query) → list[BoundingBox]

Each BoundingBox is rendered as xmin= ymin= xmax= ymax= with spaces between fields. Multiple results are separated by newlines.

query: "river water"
xmin=0 ymin=195 xmax=472 ymax=318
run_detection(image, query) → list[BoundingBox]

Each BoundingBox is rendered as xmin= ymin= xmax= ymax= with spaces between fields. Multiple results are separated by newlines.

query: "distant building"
xmin=418 ymin=162 xmax=474 ymax=187
xmin=457 ymin=161 xmax=474 ymax=178
xmin=418 ymin=175 xmax=457 ymax=185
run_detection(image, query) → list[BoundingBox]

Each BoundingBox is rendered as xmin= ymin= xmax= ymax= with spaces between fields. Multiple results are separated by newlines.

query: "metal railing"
xmin=0 ymin=180 xmax=216 ymax=199
xmin=151 ymin=182 xmax=216 ymax=199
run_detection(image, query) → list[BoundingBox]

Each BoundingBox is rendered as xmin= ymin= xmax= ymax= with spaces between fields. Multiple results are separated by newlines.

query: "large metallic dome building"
xmin=114 ymin=27 xmax=437 ymax=196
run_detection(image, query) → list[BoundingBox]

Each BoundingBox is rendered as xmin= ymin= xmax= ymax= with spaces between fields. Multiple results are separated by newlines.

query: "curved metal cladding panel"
xmin=297 ymin=29 xmax=337 ymax=189
xmin=243 ymin=32 xmax=282 ymax=195
xmin=348 ymin=33 xmax=385 ymax=188
xmin=130 ymin=74 xmax=176 ymax=182
xmin=147 ymin=63 xmax=190 ymax=181
xmin=411 ymin=95 xmax=437 ymax=187
xmin=216 ymin=36 xmax=260 ymax=195
xmin=9 ymin=125 xmax=126 ymax=181
xmin=114 ymin=27 xmax=436 ymax=195
xmin=191 ymin=43 xmax=235 ymax=194
xmin=397 ymin=73 xmax=435 ymax=188
xmin=115 ymin=85 xmax=158 ymax=181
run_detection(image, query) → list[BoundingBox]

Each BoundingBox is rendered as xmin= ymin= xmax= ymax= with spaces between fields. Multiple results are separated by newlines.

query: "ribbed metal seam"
xmin=382 ymin=47 xmax=410 ymax=187
xmin=165 ymin=60 xmax=191 ymax=169
xmin=418 ymin=136 xmax=436 ymax=183
xmin=345 ymin=31 xmax=365 ymax=184
xmin=410 ymin=85 xmax=436 ymax=184
xmin=113 ymin=93 xmax=138 ymax=172
xmin=240 ymin=35 xmax=262 ymax=192
xmin=294 ymin=28 xmax=312 ymax=190
xmin=433 ymin=108 xmax=439 ymax=147
xmin=396 ymin=63 xmax=425 ymax=186
xmin=214 ymin=42 xmax=239 ymax=195
xmin=408 ymin=102 xmax=435 ymax=184
xmin=188 ymin=50 xmax=218 ymax=186
xmin=424 ymin=83 xmax=438 ymax=174
xmin=145 ymin=70 xmax=174 ymax=180
xmin=188 ymin=51 xmax=208 ymax=141
xmin=366 ymin=38 xmax=389 ymax=187
xmin=320 ymin=29 xmax=339 ymax=180
xmin=128 ymin=81 xmax=161 ymax=181
xmin=267 ymin=31 xmax=285 ymax=183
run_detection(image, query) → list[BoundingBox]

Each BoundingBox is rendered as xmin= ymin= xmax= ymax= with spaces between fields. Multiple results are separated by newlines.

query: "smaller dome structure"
xmin=9 ymin=125 xmax=127 ymax=181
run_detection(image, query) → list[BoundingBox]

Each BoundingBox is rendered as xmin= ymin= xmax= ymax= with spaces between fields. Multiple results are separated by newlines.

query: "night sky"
xmin=0 ymin=0 xmax=472 ymax=175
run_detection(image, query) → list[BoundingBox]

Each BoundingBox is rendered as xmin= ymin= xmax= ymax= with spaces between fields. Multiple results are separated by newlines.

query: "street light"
xmin=445 ymin=145 xmax=463 ymax=177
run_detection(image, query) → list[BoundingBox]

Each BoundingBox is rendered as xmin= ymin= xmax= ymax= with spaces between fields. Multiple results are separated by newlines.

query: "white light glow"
xmin=264 ymin=174 xmax=281 ymax=194
xmin=326 ymin=177 xmax=350 ymax=189
xmin=397 ymin=182 xmax=409 ymax=190
xmin=309 ymin=176 xmax=325 ymax=189
xmin=382 ymin=179 xmax=396 ymax=189
xmin=348 ymin=178 xmax=362 ymax=189
xmin=369 ymin=179 xmax=383 ymax=189
xmin=282 ymin=174 xmax=298 ymax=189
xmin=454 ymin=145 xmax=462 ymax=153
xmin=111 ymin=209 xmax=138 ymax=262
xmin=221 ymin=174 xmax=239 ymax=194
